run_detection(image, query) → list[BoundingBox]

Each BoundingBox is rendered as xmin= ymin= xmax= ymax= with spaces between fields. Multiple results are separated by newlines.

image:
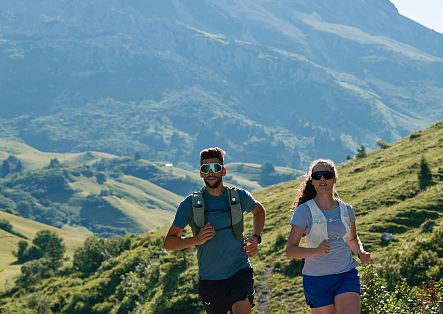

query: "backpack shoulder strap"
xmin=190 ymin=188 xmax=205 ymax=236
xmin=227 ymin=187 xmax=244 ymax=241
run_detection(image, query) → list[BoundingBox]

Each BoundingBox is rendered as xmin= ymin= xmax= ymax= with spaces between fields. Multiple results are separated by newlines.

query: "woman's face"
xmin=310 ymin=163 xmax=336 ymax=195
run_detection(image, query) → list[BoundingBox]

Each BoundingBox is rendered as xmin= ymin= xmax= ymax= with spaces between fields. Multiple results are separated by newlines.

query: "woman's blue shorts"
xmin=302 ymin=268 xmax=361 ymax=308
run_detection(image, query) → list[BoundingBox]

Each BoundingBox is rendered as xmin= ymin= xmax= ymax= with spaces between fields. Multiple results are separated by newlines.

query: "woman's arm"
xmin=348 ymin=222 xmax=371 ymax=264
xmin=286 ymin=225 xmax=329 ymax=258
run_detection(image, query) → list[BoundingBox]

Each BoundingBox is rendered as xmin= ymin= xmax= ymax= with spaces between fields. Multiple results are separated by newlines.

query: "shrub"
xmin=96 ymin=172 xmax=106 ymax=185
xmin=409 ymin=131 xmax=422 ymax=140
xmin=0 ymin=219 xmax=13 ymax=233
xmin=356 ymin=145 xmax=367 ymax=158
xmin=376 ymin=139 xmax=391 ymax=149
xmin=73 ymin=237 xmax=107 ymax=274
xmin=361 ymin=265 xmax=411 ymax=313
xmin=73 ymin=236 xmax=131 ymax=274
xmin=418 ymin=156 xmax=433 ymax=190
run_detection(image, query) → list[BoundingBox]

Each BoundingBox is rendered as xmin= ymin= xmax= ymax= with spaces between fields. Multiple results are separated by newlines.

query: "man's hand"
xmin=195 ymin=223 xmax=216 ymax=245
xmin=358 ymin=251 xmax=372 ymax=264
xmin=316 ymin=240 xmax=330 ymax=256
xmin=243 ymin=235 xmax=259 ymax=256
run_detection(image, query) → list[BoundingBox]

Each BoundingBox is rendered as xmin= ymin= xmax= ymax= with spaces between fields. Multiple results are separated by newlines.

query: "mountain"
xmin=1 ymin=0 xmax=443 ymax=168
xmin=1 ymin=120 xmax=441 ymax=313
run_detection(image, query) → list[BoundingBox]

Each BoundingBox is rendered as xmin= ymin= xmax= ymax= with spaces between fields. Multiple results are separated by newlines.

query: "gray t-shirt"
xmin=173 ymin=188 xmax=257 ymax=280
xmin=290 ymin=201 xmax=358 ymax=276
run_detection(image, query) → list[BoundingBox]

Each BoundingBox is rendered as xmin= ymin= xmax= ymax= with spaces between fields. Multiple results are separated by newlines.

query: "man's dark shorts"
xmin=198 ymin=267 xmax=255 ymax=314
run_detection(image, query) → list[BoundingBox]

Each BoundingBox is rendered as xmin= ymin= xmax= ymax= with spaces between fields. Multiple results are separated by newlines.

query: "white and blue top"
xmin=290 ymin=200 xmax=358 ymax=276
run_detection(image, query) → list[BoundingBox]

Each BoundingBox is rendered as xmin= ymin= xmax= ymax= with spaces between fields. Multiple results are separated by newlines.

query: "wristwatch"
xmin=252 ymin=234 xmax=262 ymax=244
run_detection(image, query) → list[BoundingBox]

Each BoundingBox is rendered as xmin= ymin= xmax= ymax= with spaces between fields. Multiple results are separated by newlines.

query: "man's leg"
xmin=228 ymin=268 xmax=254 ymax=314
xmin=199 ymin=278 xmax=231 ymax=314
xmin=231 ymin=299 xmax=252 ymax=314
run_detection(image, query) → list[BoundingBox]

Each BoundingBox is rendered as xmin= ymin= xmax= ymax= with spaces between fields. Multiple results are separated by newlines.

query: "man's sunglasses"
xmin=200 ymin=163 xmax=223 ymax=174
xmin=311 ymin=170 xmax=335 ymax=180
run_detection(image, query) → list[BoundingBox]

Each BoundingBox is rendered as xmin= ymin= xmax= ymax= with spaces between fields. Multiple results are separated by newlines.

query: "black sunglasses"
xmin=311 ymin=170 xmax=335 ymax=180
xmin=200 ymin=163 xmax=223 ymax=174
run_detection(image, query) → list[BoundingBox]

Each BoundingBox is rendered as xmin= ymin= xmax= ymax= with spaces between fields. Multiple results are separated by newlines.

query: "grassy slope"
xmin=0 ymin=139 xmax=186 ymax=230
xmin=248 ymin=121 xmax=443 ymax=313
xmin=0 ymin=138 xmax=115 ymax=170
xmin=0 ymin=211 xmax=91 ymax=291
xmin=1 ymin=121 xmax=442 ymax=313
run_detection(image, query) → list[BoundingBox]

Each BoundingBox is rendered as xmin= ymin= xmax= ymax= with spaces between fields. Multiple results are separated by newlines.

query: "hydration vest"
xmin=305 ymin=199 xmax=351 ymax=248
xmin=190 ymin=187 xmax=244 ymax=241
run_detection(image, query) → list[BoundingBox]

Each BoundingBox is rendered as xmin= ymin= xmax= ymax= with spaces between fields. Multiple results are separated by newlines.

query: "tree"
xmin=96 ymin=172 xmax=106 ymax=185
xmin=32 ymin=230 xmax=66 ymax=269
xmin=134 ymin=151 xmax=141 ymax=161
xmin=1 ymin=160 xmax=10 ymax=177
xmin=261 ymin=161 xmax=275 ymax=174
xmin=14 ymin=240 xmax=29 ymax=263
xmin=73 ymin=237 xmax=106 ymax=274
xmin=260 ymin=161 xmax=277 ymax=186
xmin=0 ymin=219 xmax=13 ymax=233
xmin=48 ymin=158 xmax=61 ymax=168
xmin=418 ymin=156 xmax=433 ymax=190
xmin=16 ymin=259 xmax=54 ymax=288
xmin=356 ymin=145 xmax=367 ymax=158
xmin=16 ymin=201 xmax=32 ymax=217
xmin=15 ymin=160 xmax=24 ymax=172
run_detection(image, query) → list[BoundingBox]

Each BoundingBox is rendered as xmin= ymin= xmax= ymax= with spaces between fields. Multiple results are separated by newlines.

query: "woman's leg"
xmin=334 ymin=292 xmax=360 ymax=314
xmin=311 ymin=304 xmax=336 ymax=314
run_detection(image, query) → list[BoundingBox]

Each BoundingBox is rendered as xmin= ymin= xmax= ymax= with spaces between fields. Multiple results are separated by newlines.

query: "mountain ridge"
xmin=1 ymin=0 xmax=443 ymax=168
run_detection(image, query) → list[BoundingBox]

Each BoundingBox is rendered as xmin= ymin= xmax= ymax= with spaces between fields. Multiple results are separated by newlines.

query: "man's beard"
xmin=204 ymin=176 xmax=222 ymax=189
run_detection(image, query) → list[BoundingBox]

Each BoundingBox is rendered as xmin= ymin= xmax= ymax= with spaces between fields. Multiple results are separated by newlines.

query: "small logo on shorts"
xmin=204 ymin=301 xmax=211 ymax=305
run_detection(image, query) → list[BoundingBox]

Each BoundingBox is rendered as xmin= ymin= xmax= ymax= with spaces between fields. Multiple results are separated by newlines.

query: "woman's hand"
xmin=316 ymin=240 xmax=330 ymax=256
xmin=358 ymin=251 xmax=372 ymax=264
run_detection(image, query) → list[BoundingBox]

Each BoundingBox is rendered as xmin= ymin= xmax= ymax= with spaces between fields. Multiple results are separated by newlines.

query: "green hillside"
xmin=0 ymin=211 xmax=90 ymax=291
xmin=1 ymin=121 xmax=442 ymax=313
xmin=0 ymin=139 xmax=205 ymax=237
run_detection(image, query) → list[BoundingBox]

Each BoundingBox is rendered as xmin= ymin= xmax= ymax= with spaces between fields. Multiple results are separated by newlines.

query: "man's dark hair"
xmin=200 ymin=147 xmax=226 ymax=165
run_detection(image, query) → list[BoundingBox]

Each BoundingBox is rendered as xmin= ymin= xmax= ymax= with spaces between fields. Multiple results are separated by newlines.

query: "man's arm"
xmin=251 ymin=201 xmax=265 ymax=236
xmin=163 ymin=223 xmax=215 ymax=251
xmin=243 ymin=202 xmax=266 ymax=256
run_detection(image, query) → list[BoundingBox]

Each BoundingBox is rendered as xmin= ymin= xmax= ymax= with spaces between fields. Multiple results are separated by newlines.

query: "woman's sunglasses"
xmin=311 ymin=170 xmax=335 ymax=180
xmin=200 ymin=163 xmax=223 ymax=174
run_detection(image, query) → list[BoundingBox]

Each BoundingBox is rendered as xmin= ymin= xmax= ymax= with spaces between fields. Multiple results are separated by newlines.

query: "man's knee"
xmin=231 ymin=299 xmax=252 ymax=314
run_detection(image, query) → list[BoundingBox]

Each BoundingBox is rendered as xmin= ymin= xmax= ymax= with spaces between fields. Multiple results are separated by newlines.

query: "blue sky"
xmin=390 ymin=0 xmax=443 ymax=33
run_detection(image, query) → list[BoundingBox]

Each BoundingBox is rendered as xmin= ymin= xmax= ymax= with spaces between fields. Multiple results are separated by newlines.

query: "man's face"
xmin=200 ymin=157 xmax=225 ymax=189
